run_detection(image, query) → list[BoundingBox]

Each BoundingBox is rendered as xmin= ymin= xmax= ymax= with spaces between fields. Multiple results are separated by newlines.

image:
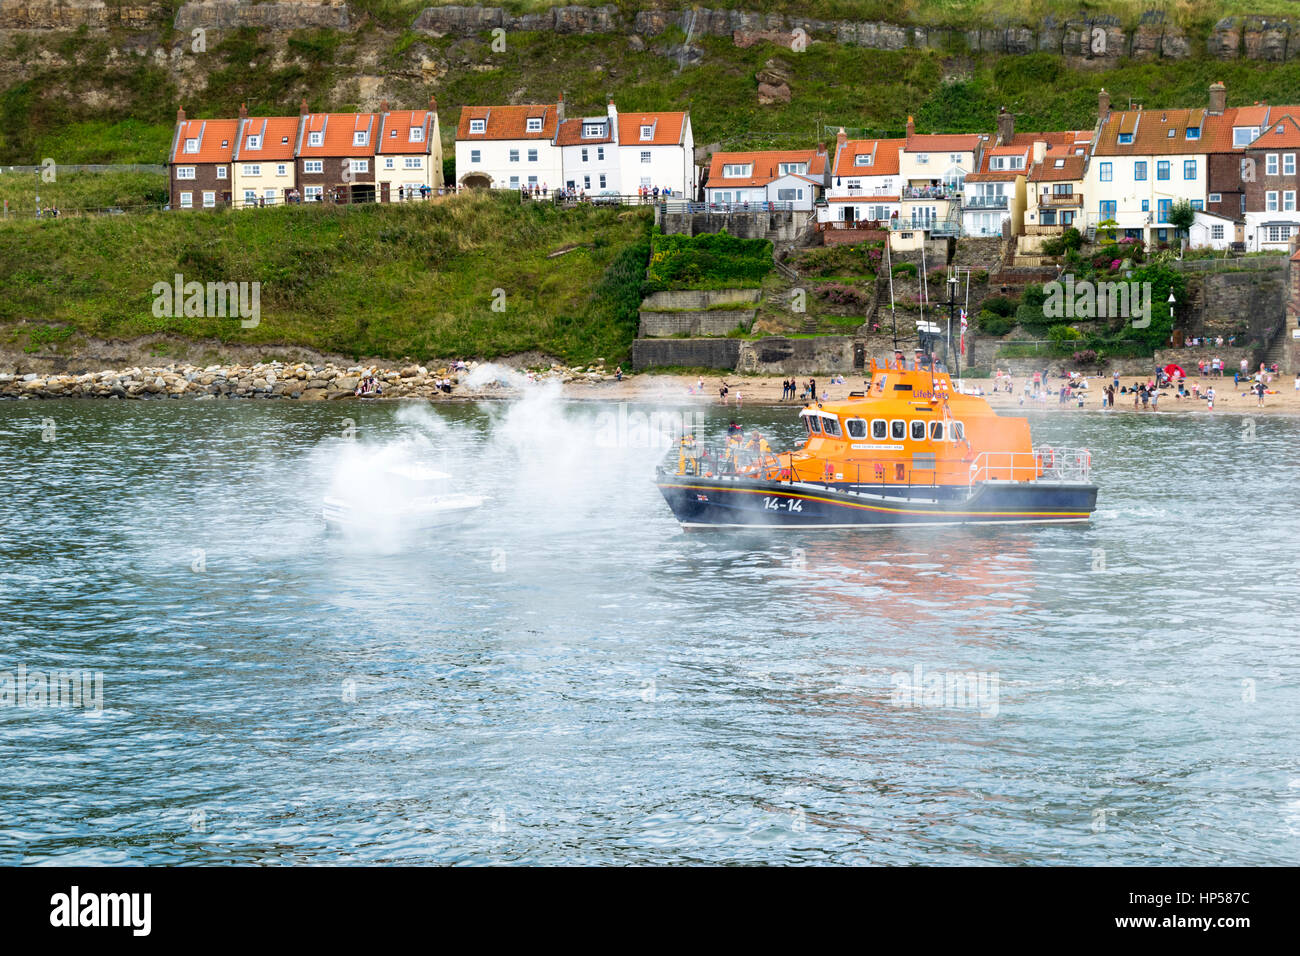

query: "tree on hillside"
xmin=1168 ymin=199 xmax=1196 ymax=258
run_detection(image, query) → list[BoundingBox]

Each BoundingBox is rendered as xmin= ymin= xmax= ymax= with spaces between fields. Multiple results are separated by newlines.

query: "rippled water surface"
xmin=1 ymin=394 xmax=1297 ymax=865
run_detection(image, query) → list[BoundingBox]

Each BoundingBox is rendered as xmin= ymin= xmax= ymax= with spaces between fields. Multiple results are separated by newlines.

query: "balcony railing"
xmin=1041 ymin=193 xmax=1082 ymax=207
xmin=964 ymin=194 xmax=1009 ymax=209
xmin=902 ymin=186 xmax=960 ymax=201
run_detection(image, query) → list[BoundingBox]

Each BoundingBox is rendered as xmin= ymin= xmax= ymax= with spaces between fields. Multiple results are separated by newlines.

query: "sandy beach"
xmin=560 ymin=373 xmax=1300 ymax=415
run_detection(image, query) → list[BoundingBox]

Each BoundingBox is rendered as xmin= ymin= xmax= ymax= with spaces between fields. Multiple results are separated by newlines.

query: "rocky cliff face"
xmin=5 ymin=3 xmax=1300 ymax=63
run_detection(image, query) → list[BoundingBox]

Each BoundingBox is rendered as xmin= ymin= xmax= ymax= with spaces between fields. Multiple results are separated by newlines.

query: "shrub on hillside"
xmin=977 ymin=311 xmax=1015 ymax=336
xmin=644 ymin=229 xmax=773 ymax=290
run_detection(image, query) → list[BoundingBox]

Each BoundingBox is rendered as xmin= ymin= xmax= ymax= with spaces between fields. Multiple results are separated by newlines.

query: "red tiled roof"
xmin=905 ymin=132 xmax=983 ymax=153
xmin=298 ymin=113 xmax=379 ymax=156
xmin=832 ymin=138 xmax=903 ymax=178
xmin=1247 ymin=114 xmax=1300 ymax=149
xmin=234 ymin=116 xmax=299 ymax=162
xmin=618 ymin=112 xmax=686 ymax=147
xmin=1029 ymin=147 xmax=1087 ymax=182
xmin=1093 ymin=107 xmax=1235 ymax=155
xmin=555 ymin=117 xmax=615 ymax=146
xmin=457 ymin=104 xmax=559 ymax=141
xmin=706 ymin=149 xmax=827 ymax=188
xmin=377 ymin=110 xmax=435 ymax=154
xmin=171 ymin=118 xmax=239 ymax=164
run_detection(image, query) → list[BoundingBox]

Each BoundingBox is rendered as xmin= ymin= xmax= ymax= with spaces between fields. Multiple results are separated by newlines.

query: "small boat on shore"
xmin=323 ymin=464 xmax=483 ymax=530
xmin=656 ymin=338 xmax=1098 ymax=530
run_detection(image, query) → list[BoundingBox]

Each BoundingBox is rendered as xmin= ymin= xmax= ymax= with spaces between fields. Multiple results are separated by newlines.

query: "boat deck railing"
xmin=967 ymin=446 xmax=1092 ymax=490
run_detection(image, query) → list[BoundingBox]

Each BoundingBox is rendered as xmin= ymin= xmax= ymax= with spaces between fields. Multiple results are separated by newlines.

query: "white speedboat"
xmin=323 ymin=464 xmax=484 ymax=530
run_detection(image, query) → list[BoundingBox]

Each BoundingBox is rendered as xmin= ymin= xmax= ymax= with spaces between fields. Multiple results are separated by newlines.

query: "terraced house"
xmin=818 ymin=131 xmax=904 ymax=228
xmin=454 ymin=101 xmax=564 ymax=192
xmin=703 ymin=146 xmax=828 ymax=210
xmin=232 ymin=107 xmax=299 ymax=207
xmin=898 ymin=118 xmax=982 ymax=234
xmin=168 ymin=109 xmax=237 ymax=210
xmin=374 ymin=100 xmax=443 ymax=201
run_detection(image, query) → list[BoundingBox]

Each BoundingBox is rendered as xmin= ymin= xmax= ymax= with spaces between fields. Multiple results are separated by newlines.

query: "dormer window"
xmin=1167 ymin=129 xmax=1175 ymax=137
xmin=1053 ymin=158 xmax=1065 ymax=167
xmin=778 ymin=163 xmax=807 ymax=175
xmin=1278 ymin=124 xmax=1287 ymax=134
xmin=640 ymin=125 xmax=654 ymax=140
xmin=582 ymin=123 xmax=604 ymax=138
xmin=353 ymin=131 xmax=368 ymax=146
xmin=184 ymin=138 xmax=199 ymax=153
xmin=722 ymin=164 xmax=753 ymax=178
xmin=409 ymin=126 xmax=423 ymax=142
xmin=526 ymin=117 xmax=543 ymax=133
xmin=854 ymin=154 xmax=873 ymax=166
xmin=1118 ymin=133 xmax=1133 ymax=144
xmin=309 ymin=131 xmax=323 ymax=147
xmin=246 ymin=135 xmax=261 ymax=150
xmin=1233 ymin=127 xmax=1260 ymax=147
xmin=469 ymin=119 xmax=486 ymax=134
xmin=281 ymin=137 xmax=289 ymax=144
xmin=221 ymin=140 xmax=228 ymax=147
xmin=1186 ymin=127 xmax=1200 ymax=140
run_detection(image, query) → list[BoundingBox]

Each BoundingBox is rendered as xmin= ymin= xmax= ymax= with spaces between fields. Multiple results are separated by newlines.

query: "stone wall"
xmin=631 ymin=337 xmax=742 ymax=371
xmin=657 ymin=209 xmax=809 ymax=241
xmin=1185 ymin=265 xmax=1285 ymax=343
xmin=174 ymin=0 xmax=351 ymax=31
xmin=640 ymin=289 xmax=761 ymax=310
xmin=638 ymin=309 xmax=754 ymax=336
xmin=736 ymin=335 xmax=855 ymax=374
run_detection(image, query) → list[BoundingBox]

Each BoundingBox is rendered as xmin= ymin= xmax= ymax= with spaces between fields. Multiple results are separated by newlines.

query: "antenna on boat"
xmin=885 ymin=235 xmax=897 ymax=353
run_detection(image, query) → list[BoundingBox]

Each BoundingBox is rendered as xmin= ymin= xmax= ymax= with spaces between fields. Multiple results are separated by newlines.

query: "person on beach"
xmin=719 ymin=381 xmax=730 ymax=403
xmin=809 ymin=379 xmax=817 ymax=401
xmin=1256 ymin=381 xmax=1266 ymax=407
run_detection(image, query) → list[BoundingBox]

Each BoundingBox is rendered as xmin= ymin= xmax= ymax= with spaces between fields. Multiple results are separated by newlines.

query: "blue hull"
xmin=656 ymin=474 xmax=1098 ymax=528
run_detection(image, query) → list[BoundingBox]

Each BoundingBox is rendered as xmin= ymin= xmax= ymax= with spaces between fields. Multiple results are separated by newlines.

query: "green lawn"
xmin=0 ymin=170 xmax=167 ymax=217
xmin=0 ymin=192 xmax=653 ymax=363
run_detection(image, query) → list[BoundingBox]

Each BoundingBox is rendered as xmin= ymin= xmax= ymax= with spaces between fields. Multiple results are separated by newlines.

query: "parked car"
xmin=592 ymin=191 xmax=622 ymax=206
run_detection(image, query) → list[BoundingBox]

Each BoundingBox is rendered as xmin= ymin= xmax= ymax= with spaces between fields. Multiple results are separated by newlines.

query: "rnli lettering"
xmin=851 ymin=443 xmax=904 ymax=451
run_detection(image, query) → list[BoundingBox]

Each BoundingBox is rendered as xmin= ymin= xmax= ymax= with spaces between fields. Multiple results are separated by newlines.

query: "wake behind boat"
xmin=323 ymin=463 xmax=484 ymax=530
xmin=657 ymin=342 xmax=1097 ymax=530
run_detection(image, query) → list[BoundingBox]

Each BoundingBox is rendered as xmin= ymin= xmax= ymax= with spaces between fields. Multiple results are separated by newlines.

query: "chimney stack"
xmin=816 ymin=141 xmax=826 ymax=155
xmin=430 ymin=94 xmax=437 ymax=110
xmin=177 ymin=106 xmax=186 ymax=124
xmin=557 ymin=94 xmax=565 ymax=123
xmin=238 ymin=102 xmax=248 ymax=119
xmin=906 ymin=115 xmax=915 ymax=137
xmin=1208 ymin=80 xmax=1227 ymax=115
xmin=1098 ymin=88 xmax=1110 ymax=120
xmin=380 ymin=99 xmax=389 ymax=112
xmin=836 ymin=127 xmax=847 ymax=150
xmin=300 ymin=98 xmax=309 ymax=116
xmin=607 ymin=98 xmax=618 ymax=126
xmin=996 ymin=106 xmax=1014 ymax=145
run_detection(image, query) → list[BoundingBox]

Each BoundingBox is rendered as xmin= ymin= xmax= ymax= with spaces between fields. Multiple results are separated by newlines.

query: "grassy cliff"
xmin=0 ymin=192 xmax=653 ymax=363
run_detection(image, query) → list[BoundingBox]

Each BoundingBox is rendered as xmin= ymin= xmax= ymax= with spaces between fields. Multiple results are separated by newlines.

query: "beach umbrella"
xmin=1164 ymin=363 xmax=1186 ymax=378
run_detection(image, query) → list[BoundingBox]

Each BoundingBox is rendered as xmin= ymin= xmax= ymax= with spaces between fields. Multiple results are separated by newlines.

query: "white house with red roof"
xmin=1242 ymin=112 xmax=1300 ymax=250
xmin=557 ymin=102 xmax=620 ymax=196
xmin=818 ymin=130 xmax=904 ymax=227
xmin=898 ymin=118 xmax=983 ymax=234
xmin=703 ymin=146 xmax=828 ymax=210
xmin=454 ymin=101 xmax=564 ymax=192
xmin=616 ymin=109 xmax=694 ymax=198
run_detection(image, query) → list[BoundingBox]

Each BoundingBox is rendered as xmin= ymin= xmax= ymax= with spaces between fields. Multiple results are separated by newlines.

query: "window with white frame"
xmin=470 ymin=150 xmax=481 ymax=163
xmin=241 ymin=165 xmax=259 ymax=177
xmin=384 ymin=157 xmax=394 ymax=169
xmin=526 ymin=118 xmax=542 ymax=133
xmin=776 ymin=188 xmax=803 ymax=201
xmin=309 ymin=131 xmax=323 ymax=147
xmin=598 ymin=174 xmax=606 ymax=189
xmin=202 ymin=191 xmax=215 ymax=208
xmin=349 ymin=159 xmax=368 ymax=174
xmin=640 ymin=125 xmax=653 ymax=140
xmin=509 ymin=176 xmax=519 ymax=188
xmin=778 ymin=163 xmax=807 ymax=175
xmin=246 ymin=135 xmax=261 ymax=150
xmin=1286 ymin=191 xmax=1296 ymax=211
xmin=176 ymin=166 xmax=196 ymax=180
xmin=243 ymin=190 xmax=256 ymax=205
xmin=1287 ymin=154 xmax=1297 ymax=175
xmin=1233 ymin=127 xmax=1260 ymax=147
xmin=409 ymin=126 xmax=423 ymax=142
xmin=722 ymin=164 xmax=753 ymax=178
xmin=184 ymin=138 xmax=199 ymax=153
xmin=1267 ymin=190 xmax=1279 ymax=211
xmin=353 ymin=131 xmax=368 ymax=146
xmin=1208 ymin=192 xmax=1221 ymax=202
xmin=304 ymin=160 xmax=323 ymax=174
xmin=916 ymin=153 xmax=929 ymax=165
xmin=509 ymin=149 xmax=520 ymax=162
xmin=582 ymin=123 xmax=603 ymax=138
xmin=855 ymin=154 xmax=873 ymax=166
xmin=469 ymin=119 xmax=486 ymax=134
xmin=527 ymin=149 xmax=538 ymax=162
xmin=277 ymin=164 xmax=287 ymax=176
xmin=264 ymin=189 xmax=276 ymax=202
xmin=1267 ymin=224 xmax=1291 ymax=243
xmin=216 ymin=166 xmax=227 ymax=180
xmin=581 ymin=148 xmax=588 ymax=162
xmin=404 ymin=157 xmax=421 ymax=169
xmin=304 ymin=185 xmax=322 ymax=200
xmin=597 ymin=147 xmax=604 ymax=161
xmin=1267 ymin=153 xmax=1279 ymax=176
xmin=179 ymin=192 xmax=193 ymax=208
xmin=583 ymin=175 xmax=590 ymax=190
xmin=641 ymin=151 xmax=651 ymax=163
xmin=1212 ymin=224 xmax=1224 ymax=240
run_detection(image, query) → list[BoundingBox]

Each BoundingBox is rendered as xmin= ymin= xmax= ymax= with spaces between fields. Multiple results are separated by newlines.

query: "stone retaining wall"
xmin=638 ymin=310 xmax=754 ymax=337
xmin=631 ymin=337 xmax=742 ymax=371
